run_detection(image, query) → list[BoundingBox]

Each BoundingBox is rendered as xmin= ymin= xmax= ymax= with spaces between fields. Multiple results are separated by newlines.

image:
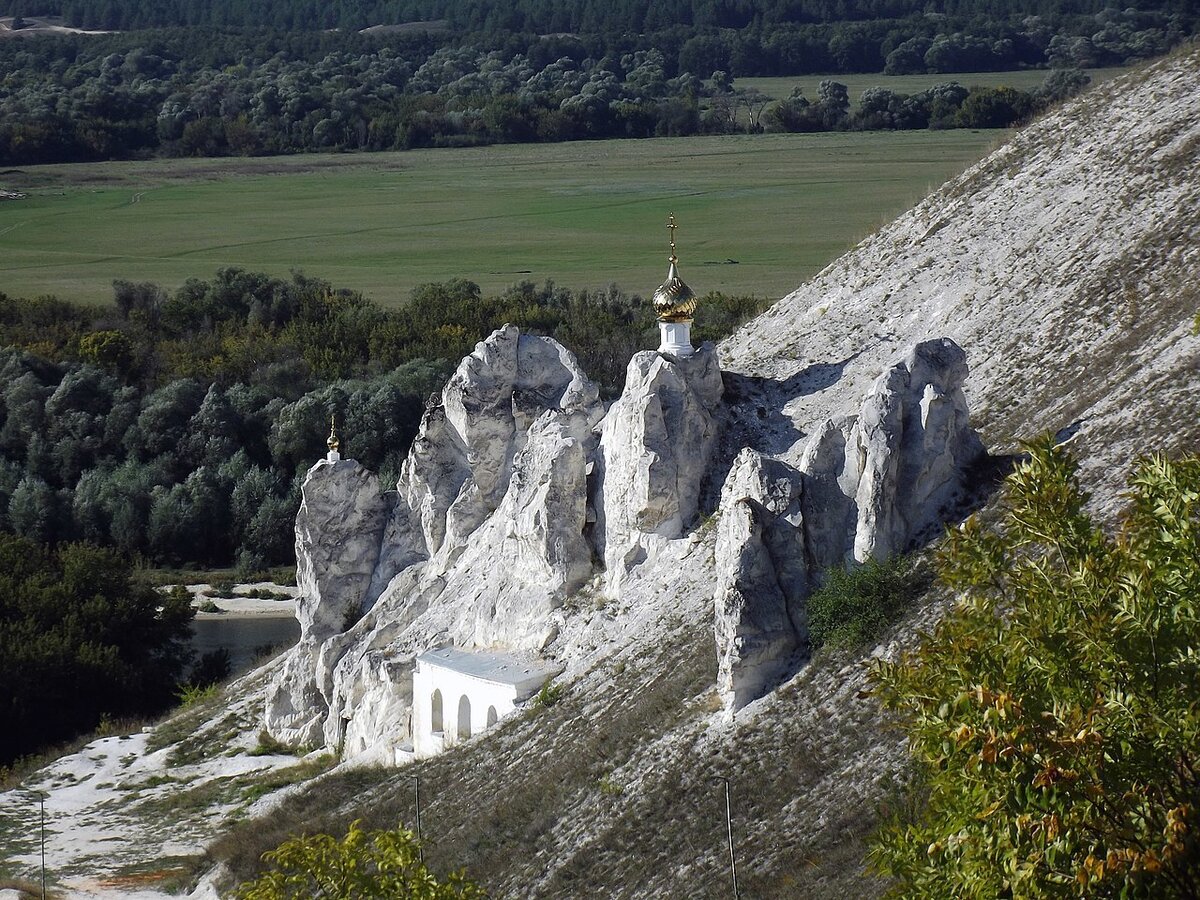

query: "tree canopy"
xmin=0 ymin=533 xmax=194 ymax=764
xmin=871 ymin=439 xmax=1200 ymax=897
xmin=234 ymin=820 xmax=485 ymax=899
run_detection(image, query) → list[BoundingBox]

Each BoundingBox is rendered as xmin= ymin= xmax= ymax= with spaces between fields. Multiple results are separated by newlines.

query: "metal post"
xmin=710 ymin=776 xmax=739 ymax=898
xmin=410 ymin=774 xmax=423 ymax=862
xmin=39 ymin=792 xmax=46 ymax=900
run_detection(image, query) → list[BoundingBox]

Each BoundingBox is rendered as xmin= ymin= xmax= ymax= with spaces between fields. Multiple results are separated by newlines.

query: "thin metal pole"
xmin=410 ymin=774 xmax=423 ymax=862
xmin=712 ymin=776 xmax=739 ymax=898
xmin=39 ymin=793 xmax=46 ymax=900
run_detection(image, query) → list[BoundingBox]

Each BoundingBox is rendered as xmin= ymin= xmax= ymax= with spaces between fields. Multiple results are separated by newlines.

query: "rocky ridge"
xmin=249 ymin=47 xmax=1199 ymax=897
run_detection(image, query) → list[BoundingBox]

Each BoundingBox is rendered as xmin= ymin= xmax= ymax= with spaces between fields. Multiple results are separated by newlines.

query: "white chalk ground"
xmin=180 ymin=582 xmax=297 ymax=618
xmin=0 ymin=589 xmax=306 ymax=899
xmin=0 ymin=662 xmax=310 ymax=897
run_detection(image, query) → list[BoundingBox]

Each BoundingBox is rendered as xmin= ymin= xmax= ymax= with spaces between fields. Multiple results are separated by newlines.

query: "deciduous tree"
xmin=871 ymin=439 xmax=1200 ymax=897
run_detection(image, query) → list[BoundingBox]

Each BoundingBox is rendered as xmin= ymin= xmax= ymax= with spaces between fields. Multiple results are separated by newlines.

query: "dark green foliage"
xmin=0 ymin=533 xmax=194 ymax=765
xmin=807 ymin=556 xmax=928 ymax=651
xmin=189 ymin=649 xmax=232 ymax=687
xmin=0 ymin=5 xmax=1189 ymax=164
xmin=0 ymin=268 xmax=768 ymax=569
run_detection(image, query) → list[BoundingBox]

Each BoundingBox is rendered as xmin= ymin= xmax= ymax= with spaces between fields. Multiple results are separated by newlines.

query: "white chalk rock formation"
xmin=713 ymin=449 xmax=808 ymax=714
xmin=294 ymin=459 xmax=392 ymax=641
xmin=715 ymin=338 xmax=984 ymax=714
xmin=266 ymin=325 xmax=605 ymax=749
xmin=594 ymin=345 xmax=723 ymax=588
xmin=395 ymin=324 xmax=603 ymax=575
xmin=849 ymin=337 xmax=985 ymax=562
xmin=265 ymin=459 xmax=391 ymax=745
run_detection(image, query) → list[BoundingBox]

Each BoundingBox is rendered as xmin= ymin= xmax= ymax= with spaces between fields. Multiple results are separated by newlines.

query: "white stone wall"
xmin=411 ymin=661 xmax=538 ymax=758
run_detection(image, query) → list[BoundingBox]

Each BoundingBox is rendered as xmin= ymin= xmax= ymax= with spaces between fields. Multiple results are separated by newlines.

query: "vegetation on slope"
xmin=872 ymin=440 xmax=1200 ymax=896
xmin=0 ymin=532 xmax=194 ymax=765
xmin=233 ymin=822 xmax=484 ymax=899
xmin=0 ymin=2 xmax=1185 ymax=163
xmin=0 ymin=271 xmax=770 ymax=570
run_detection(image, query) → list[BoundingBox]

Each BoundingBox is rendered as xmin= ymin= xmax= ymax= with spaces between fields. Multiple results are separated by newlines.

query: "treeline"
xmin=0 ymin=270 xmax=770 ymax=570
xmin=0 ymin=533 xmax=194 ymax=764
xmin=0 ymin=19 xmax=1116 ymax=165
xmin=20 ymin=0 xmax=1196 ymax=39
xmin=755 ymin=69 xmax=1090 ymax=132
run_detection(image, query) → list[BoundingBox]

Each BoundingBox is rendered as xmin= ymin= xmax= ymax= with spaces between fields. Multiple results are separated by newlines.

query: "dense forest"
xmin=0 ymin=3 xmax=1191 ymax=163
xmin=0 ymin=533 xmax=195 ymax=764
xmin=0 ymin=271 xmax=770 ymax=571
xmin=16 ymin=0 xmax=1197 ymax=36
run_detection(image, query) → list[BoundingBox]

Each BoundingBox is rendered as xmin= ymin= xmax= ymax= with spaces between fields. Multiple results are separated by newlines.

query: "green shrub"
xmin=533 ymin=680 xmax=564 ymax=709
xmin=249 ymin=730 xmax=299 ymax=758
xmin=176 ymin=683 xmax=220 ymax=709
xmin=807 ymin=556 xmax=927 ymax=651
xmin=870 ymin=440 xmax=1200 ymax=897
xmin=197 ymin=599 xmax=221 ymax=613
xmin=233 ymin=820 xmax=483 ymax=899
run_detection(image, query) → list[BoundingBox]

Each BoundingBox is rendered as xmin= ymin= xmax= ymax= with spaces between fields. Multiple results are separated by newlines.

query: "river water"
xmin=190 ymin=615 xmax=300 ymax=675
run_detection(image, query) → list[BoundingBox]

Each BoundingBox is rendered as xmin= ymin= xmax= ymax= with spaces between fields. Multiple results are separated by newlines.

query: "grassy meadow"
xmin=737 ymin=66 xmax=1127 ymax=103
xmin=0 ymin=130 xmax=1005 ymax=306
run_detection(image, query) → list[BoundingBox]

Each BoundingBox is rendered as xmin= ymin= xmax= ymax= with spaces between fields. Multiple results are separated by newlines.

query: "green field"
xmin=0 ymin=130 xmax=1005 ymax=306
xmin=737 ymin=67 xmax=1127 ymax=102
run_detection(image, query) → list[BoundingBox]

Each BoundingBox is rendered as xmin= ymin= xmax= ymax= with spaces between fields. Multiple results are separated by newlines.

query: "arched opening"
xmin=430 ymin=689 xmax=443 ymax=733
xmin=457 ymin=695 xmax=472 ymax=739
xmin=486 ymin=706 xmax=498 ymax=728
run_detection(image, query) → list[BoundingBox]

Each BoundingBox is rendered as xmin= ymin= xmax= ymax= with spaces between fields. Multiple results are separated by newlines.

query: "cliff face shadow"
xmin=773 ymin=355 xmax=861 ymax=397
xmin=698 ymin=355 xmax=861 ymax=517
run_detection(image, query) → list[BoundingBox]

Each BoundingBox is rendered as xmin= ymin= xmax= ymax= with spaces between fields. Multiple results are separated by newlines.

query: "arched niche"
xmin=431 ymin=689 xmax=443 ymax=733
xmin=486 ymin=706 xmax=498 ymax=728
xmin=457 ymin=695 xmax=472 ymax=739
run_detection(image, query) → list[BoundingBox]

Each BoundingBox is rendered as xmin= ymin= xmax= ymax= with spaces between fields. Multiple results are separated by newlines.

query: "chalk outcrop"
xmin=396 ymin=324 xmax=603 ymax=573
xmin=715 ymin=339 xmax=984 ymax=714
xmin=713 ymin=449 xmax=808 ymax=714
xmin=293 ymin=459 xmax=392 ymax=641
xmin=594 ymin=345 xmax=723 ymax=589
xmin=266 ymin=325 xmax=606 ymax=749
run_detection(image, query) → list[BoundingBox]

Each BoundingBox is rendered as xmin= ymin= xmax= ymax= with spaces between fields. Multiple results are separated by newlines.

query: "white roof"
xmin=416 ymin=647 xmax=558 ymax=688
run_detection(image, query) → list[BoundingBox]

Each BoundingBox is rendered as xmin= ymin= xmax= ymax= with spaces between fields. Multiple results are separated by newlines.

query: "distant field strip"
xmin=0 ymin=131 xmax=1003 ymax=306
xmin=738 ymin=67 xmax=1127 ymax=101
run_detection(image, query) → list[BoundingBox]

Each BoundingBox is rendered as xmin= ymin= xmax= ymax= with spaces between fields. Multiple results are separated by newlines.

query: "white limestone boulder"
xmin=395 ymin=324 xmax=603 ymax=574
xmin=717 ymin=340 xmax=985 ymax=715
xmin=713 ymin=449 xmax=808 ymax=715
xmin=263 ymin=639 xmax=328 ymax=748
xmin=594 ymin=344 xmax=723 ymax=588
xmin=294 ymin=458 xmax=392 ymax=641
xmin=850 ymin=338 xmax=985 ymax=562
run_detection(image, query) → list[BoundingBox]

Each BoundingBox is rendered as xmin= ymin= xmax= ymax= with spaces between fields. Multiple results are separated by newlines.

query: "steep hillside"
xmin=2 ymin=44 xmax=1197 ymax=900
xmin=720 ymin=44 xmax=1200 ymax=514
xmin=205 ymin=44 xmax=1200 ymax=900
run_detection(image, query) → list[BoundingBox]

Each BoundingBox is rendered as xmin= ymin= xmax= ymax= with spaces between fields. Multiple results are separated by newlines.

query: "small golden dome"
xmin=652 ymin=215 xmax=698 ymax=323
xmin=327 ymin=415 xmax=340 ymax=453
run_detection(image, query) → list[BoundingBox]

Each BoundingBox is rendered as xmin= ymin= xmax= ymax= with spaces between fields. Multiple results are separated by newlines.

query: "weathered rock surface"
xmin=713 ymin=449 xmax=807 ymax=714
xmin=293 ymin=459 xmax=391 ymax=641
xmin=263 ymin=638 xmax=328 ymax=748
xmin=397 ymin=324 xmax=603 ymax=573
xmin=715 ymin=339 xmax=984 ymax=714
xmin=850 ymin=337 xmax=985 ymax=562
xmin=266 ymin=326 xmax=605 ymax=747
xmin=594 ymin=345 xmax=723 ymax=589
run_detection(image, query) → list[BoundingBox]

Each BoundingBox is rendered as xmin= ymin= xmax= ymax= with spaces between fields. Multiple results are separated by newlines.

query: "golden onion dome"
xmin=327 ymin=415 xmax=340 ymax=453
xmin=652 ymin=215 xmax=698 ymax=323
